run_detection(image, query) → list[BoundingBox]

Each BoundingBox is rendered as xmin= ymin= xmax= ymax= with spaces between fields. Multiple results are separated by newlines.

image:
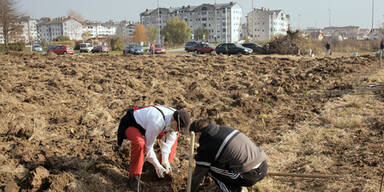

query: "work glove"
xmin=161 ymin=156 xmax=172 ymax=174
xmin=154 ymin=164 xmax=167 ymax=178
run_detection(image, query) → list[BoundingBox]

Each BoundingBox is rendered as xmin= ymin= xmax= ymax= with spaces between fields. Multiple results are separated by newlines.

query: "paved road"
xmin=166 ymin=48 xmax=185 ymax=54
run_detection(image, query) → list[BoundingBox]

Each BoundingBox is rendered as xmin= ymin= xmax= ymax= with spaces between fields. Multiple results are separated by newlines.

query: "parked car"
xmin=142 ymin=44 xmax=150 ymax=53
xmin=193 ymin=42 xmax=215 ymax=54
xmin=123 ymin=44 xmax=133 ymax=55
xmin=47 ymin=44 xmax=58 ymax=53
xmin=51 ymin=45 xmax=75 ymax=55
xmin=185 ymin=41 xmax=198 ymax=52
xmin=154 ymin=44 xmax=166 ymax=54
xmin=215 ymin=43 xmax=253 ymax=55
xmin=32 ymin=44 xmax=43 ymax=52
xmin=131 ymin=45 xmax=144 ymax=55
xmin=80 ymin=43 xmax=93 ymax=53
xmin=242 ymin=43 xmax=265 ymax=54
xmin=92 ymin=46 xmax=109 ymax=53
xmin=124 ymin=44 xmax=144 ymax=55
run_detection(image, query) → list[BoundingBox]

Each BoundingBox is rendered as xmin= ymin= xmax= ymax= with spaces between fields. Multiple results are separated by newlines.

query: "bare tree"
xmin=0 ymin=0 xmax=22 ymax=51
xmin=67 ymin=9 xmax=84 ymax=22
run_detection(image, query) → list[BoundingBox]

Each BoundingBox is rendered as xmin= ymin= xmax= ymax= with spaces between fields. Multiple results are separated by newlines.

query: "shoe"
xmin=128 ymin=176 xmax=140 ymax=191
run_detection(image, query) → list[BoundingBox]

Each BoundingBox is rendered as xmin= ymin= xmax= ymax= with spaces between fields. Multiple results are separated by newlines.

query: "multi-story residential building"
xmin=82 ymin=21 xmax=117 ymax=39
xmin=240 ymin=23 xmax=248 ymax=40
xmin=115 ymin=20 xmax=137 ymax=40
xmin=140 ymin=2 xmax=242 ymax=43
xmin=0 ymin=16 xmax=38 ymax=44
xmin=18 ymin=16 xmax=38 ymax=44
xmin=247 ymin=7 xmax=290 ymax=41
xmin=37 ymin=16 xmax=83 ymax=42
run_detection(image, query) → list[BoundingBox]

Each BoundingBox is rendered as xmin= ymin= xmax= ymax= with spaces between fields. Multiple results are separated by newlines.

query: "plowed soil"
xmin=0 ymin=52 xmax=383 ymax=192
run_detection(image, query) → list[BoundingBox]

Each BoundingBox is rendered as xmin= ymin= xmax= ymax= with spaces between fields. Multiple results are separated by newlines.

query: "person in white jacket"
xmin=116 ymin=105 xmax=191 ymax=191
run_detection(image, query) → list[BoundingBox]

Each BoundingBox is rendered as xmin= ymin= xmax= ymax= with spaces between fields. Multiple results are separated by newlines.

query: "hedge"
xmin=0 ymin=42 xmax=26 ymax=52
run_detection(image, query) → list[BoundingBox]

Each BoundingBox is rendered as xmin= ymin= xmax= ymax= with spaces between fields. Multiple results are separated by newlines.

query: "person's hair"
xmin=173 ymin=109 xmax=190 ymax=133
xmin=190 ymin=119 xmax=211 ymax=133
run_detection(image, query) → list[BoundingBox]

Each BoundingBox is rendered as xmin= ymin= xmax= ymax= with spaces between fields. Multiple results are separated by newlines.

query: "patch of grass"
xmin=108 ymin=51 xmax=122 ymax=55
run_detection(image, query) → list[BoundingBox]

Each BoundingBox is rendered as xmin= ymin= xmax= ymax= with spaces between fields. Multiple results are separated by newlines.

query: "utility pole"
xmin=157 ymin=0 xmax=160 ymax=44
xmin=298 ymin=14 xmax=301 ymax=30
xmin=251 ymin=0 xmax=254 ymax=41
xmin=214 ymin=0 xmax=217 ymax=42
xmin=328 ymin=9 xmax=331 ymax=27
xmin=371 ymin=0 xmax=374 ymax=30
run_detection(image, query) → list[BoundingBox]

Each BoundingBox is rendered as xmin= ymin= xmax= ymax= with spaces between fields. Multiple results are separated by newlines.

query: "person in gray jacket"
xmin=189 ymin=119 xmax=267 ymax=192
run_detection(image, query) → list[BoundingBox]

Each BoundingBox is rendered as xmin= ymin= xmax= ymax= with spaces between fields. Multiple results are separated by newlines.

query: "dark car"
xmin=92 ymin=46 xmax=109 ymax=53
xmin=193 ymin=42 xmax=215 ymax=54
xmin=131 ymin=45 xmax=144 ymax=55
xmin=242 ymin=43 xmax=266 ymax=54
xmin=185 ymin=41 xmax=198 ymax=52
xmin=215 ymin=43 xmax=253 ymax=55
xmin=123 ymin=44 xmax=133 ymax=55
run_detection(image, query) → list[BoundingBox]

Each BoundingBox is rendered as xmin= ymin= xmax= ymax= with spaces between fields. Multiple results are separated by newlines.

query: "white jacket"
xmin=133 ymin=106 xmax=177 ymax=168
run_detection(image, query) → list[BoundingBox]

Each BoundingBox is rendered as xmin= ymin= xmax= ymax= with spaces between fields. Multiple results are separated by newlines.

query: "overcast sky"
xmin=19 ymin=0 xmax=384 ymax=29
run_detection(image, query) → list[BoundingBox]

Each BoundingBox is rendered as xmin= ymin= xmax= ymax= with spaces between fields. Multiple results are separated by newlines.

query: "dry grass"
xmin=259 ymin=68 xmax=384 ymax=191
xmin=306 ymin=39 xmax=381 ymax=57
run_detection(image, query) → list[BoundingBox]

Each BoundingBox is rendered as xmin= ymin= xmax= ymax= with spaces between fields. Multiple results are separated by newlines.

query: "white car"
xmin=32 ymin=44 xmax=43 ymax=52
xmin=80 ymin=43 xmax=93 ymax=53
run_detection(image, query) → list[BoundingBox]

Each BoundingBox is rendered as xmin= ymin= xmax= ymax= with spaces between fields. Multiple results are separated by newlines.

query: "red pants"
xmin=125 ymin=126 xmax=178 ymax=177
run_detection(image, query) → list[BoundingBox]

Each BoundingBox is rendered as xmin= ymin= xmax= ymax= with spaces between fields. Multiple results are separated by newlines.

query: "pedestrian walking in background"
xmin=115 ymin=105 xmax=191 ymax=191
xmin=325 ymin=42 xmax=331 ymax=56
xmin=151 ymin=43 xmax=155 ymax=55
xmin=188 ymin=119 xmax=267 ymax=192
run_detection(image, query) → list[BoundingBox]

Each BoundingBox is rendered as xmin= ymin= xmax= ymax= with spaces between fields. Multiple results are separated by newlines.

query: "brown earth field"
xmin=0 ymin=52 xmax=383 ymax=192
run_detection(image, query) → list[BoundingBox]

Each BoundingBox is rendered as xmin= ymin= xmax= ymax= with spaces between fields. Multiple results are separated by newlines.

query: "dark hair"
xmin=190 ymin=119 xmax=210 ymax=133
xmin=173 ymin=109 xmax=191 ymax=133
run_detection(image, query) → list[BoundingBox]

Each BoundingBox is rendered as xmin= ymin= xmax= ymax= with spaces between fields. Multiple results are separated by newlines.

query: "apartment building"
xmin=38 ymin=16 xmax=83 ymax=42
xmin=82 ymin=21 xmax=117 ymax=39
xmin=140 ymin=2 xmax=242 ymax=43
xmin=0 ymin=16 xmax=38 ymax=44
xmin=247 ymin=8 xmax=290 ymax=41
xmin=115 ymin=20 xmax=137 ymax=40
xmin=18 ymin=17 xmax=38 ymax=44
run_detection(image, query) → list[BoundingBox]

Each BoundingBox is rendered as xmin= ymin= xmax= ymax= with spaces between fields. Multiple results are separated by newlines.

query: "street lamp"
xmin=157 ymin=0 xmax=160 ymax=44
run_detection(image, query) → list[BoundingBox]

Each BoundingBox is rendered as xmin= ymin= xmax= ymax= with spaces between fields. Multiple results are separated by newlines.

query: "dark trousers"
xmin=209 ymin=160 xmax=267 ymax=192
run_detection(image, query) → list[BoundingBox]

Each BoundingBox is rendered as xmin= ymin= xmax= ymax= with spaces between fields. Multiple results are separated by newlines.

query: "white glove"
xmin=154 ymin=164 xmax=166 ymax=178
xmin=162 ymin=157 xmax=172 ymax=174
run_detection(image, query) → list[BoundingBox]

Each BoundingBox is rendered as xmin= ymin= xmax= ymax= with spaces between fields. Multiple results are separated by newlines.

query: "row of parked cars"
xmin=185 ymin=41 xmax=267 ymax=55
xmin=79 ymin=43 xmax=109 ymax=53
xmin=44 ymin=43 xmax=109 ymax=55
xmin=123 ymin=44 xmax=166 ymax=55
